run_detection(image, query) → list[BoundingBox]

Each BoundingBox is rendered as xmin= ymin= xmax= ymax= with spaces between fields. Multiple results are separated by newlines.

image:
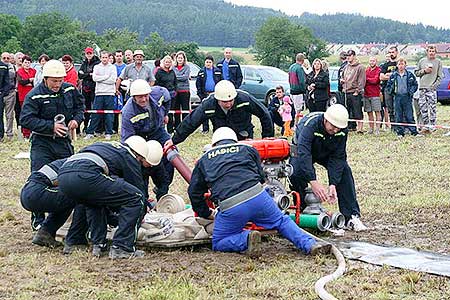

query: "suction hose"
xmin=290 ymin=191 xmax=346 ymax=299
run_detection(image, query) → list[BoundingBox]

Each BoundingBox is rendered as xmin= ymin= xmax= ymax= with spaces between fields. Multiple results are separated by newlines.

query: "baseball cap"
xmin=346 ymin=49 xmax=356 ymax=56
xmin=85 ymin=47 xmax=94 ymax=54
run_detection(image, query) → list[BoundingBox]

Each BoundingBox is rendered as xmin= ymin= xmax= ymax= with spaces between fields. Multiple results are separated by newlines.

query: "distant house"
xmin=435 ymin=43 xmax=450 ymax=58
xmin=402 ymin=44 xmax=426 ymax=56
xmin=360 ymin=44 xmax=385 ymax=56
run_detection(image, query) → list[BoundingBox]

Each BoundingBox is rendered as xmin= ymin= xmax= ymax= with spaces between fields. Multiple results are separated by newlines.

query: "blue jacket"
xmin=290 ymin=112 xmax=348 ymax=186
xmin=80 ymin=142 xmax=147 ymax=196
xmin=120 ymin=86 xmax=170 ymax=142
xmin=20 ymin=82 xmax=85 ymax=137
xmin=196 ymin=66 xmax=222 ymax=99
xmin=386 ymin=70 xmax=418 ymax=97
xmin=217 ymin=58 xmax=243 ymax=88
xmin=172 ymin=91 xmax=274 ymax=144
xmin=188 ymin=141 xmax=265 ymax=218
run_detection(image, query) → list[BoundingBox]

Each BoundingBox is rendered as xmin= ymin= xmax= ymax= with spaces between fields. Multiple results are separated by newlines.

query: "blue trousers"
xmin=59 ymin=160 xmax=146 ymax=252
xmin=394 ymin=94 xmax=418 ymax=136
xmin=86 ymin=95 xmax=115 ymax=135
xmin=213 ymin=190 xmax=315 ymax=254
xmin=20 ymin=179 xmax=76 ymax=236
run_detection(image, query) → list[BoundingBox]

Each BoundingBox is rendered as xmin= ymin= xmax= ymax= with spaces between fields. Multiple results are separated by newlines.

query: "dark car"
xmin=437 ymin=66 xmax=450 ymax=104
xmin=240 ymin=65 xmax=290 ymax=105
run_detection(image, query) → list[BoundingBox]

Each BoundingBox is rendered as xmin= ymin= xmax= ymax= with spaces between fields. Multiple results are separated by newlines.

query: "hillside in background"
xmin=1 ymin=0 xmax=449 ymax=46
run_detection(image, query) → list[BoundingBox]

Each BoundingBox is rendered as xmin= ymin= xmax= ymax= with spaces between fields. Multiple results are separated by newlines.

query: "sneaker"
xmin=84 ymin=134 xmax=94 ymax=140
xmin=109 ymin=246 xmax=145 ymax=259
xmin=347 ymin=215 xmax=368 ymax=232
xmin=105 ymin=134 xmax=112 ymax=140
xmin=244 ymin=230 xmax=262 ymax=258
xmin=444 ymin=131 xmax=450 ymax=137
xmin=397 ymin=135 xmax=404 ymax=139
xmin=63 ymin=243 xmax=88 ymax=255
xmin=374 ymin=129 xmax=380 ymax=136
xmin=32 ymin=228 xmax=63 ymax=248
xmin=310 ymin=241 xmax=332 ymax=256
xmin=92 ymin=244 xmax=108 ymax=257
xmin=367 ymin=129 xmax=373 ymax=134
xmin=201 ymin=130 xmax=209 ymax=135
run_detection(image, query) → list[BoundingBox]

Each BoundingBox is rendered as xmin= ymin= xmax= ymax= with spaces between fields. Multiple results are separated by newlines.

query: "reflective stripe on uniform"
xmin=314 ymin=132 xmax=324 ymax=138
xmin=204 ymin=110 xmax=215 ymax=114
xmin=31 ymin=94 xmax=60 ymax=100
xmin=63 ymin=86 xmax=75 ymax=93
xmin=335 ymin=132 xmax=346 ymax=136
xmin=235 ymin=102 xmax=249 ymax=108
xmin=130 ymin=112 xmax=149 ymax=123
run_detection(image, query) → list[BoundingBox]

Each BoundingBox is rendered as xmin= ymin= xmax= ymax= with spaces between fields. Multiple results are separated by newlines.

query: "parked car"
xmin=437 ymin=66 xmax=450 ymax=104
xmin=239 ymin=65 xmax=290 ymax=105
xmin=328 ymin=66 xmax=340 ymax=106
xmin=143 ymin=60 xmax=201 ymax=109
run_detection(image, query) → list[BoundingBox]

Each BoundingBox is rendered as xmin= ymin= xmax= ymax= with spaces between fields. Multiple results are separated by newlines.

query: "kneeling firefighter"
xmin=188 ymin=127 xmax=331 ymax=257
xmin=58 ymin=135 xmax=163 ymax=259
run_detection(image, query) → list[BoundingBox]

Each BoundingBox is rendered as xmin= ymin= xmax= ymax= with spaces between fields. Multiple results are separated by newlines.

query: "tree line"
xmin=1 ymin=0 xmax=449 ymax=48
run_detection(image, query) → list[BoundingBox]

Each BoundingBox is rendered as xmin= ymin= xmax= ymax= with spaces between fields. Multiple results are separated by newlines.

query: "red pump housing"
xmin=240 ymin=138 xmax=290 ymax=162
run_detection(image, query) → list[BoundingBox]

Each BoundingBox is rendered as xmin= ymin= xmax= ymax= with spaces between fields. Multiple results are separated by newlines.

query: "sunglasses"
xmin=1 ymin=57 xmax=9 ymax=60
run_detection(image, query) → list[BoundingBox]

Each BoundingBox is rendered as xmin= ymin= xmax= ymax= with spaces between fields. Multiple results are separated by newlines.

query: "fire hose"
xmin=164 ymin=139 xmax=346 ymax=299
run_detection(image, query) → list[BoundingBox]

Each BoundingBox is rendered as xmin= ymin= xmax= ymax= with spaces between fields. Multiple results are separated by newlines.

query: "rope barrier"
xmin=84 ymin=109 xmax=193 ymax=114
xmin=348 ymin=118 xmax=450 ymax=130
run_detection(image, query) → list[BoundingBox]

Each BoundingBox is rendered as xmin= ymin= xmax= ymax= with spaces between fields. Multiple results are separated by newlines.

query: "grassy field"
xmin=1 ymin=105 xmax=450 ymax=299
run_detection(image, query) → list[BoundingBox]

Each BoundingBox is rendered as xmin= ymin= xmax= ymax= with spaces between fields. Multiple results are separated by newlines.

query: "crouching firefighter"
xmin=58 ymin=136 xmax=163 ymax=259
xmin=20 ymin=158 xmax=76 ymax=248
xmin=188 ymin=127 xmax=331 ymax=257
xmin=289 ymin=104 xmax=367 ymax=231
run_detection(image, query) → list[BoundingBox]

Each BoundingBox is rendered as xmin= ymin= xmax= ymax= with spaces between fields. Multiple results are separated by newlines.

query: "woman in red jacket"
xmin=62 ymin=55 xmax=79 ymax=87
xmin=17 ymin=55 xmax=36 ymax=138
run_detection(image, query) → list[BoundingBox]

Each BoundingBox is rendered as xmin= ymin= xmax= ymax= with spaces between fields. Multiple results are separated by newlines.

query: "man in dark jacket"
xmin=78 ymin=47 xmax=100 ymax=131
xmin=196 ymin=55 xmax=222 ymax=133
xmin=164 ymin=80 xmax=273 ymax=148
xmin=121 ymin=79 xmax=172 ymax=198
xmin=189 ymin=127 xmax=330 ymax=257
xmin=0 ymin=59 xmax=10 ymax=141
xmin=20 ymin=60 xmax=85 ymax=230
xmin=289 ymin=104 xmax=367 ymax=231
xmin=217 ymin=48 xmax=243 ymax=89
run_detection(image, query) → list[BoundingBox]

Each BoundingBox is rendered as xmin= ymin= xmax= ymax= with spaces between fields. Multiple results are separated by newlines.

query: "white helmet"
xmin=324 ymin=104 xmax=349 ymax=129
xmin=124 ymin=135 xmax=150 ymax=162
xmin=211 ymin=127 xmax=238 ymax=146
xmin=214 ymin=80 xmax=237 ymax=101
xmin=130 ymin=79 xmax=151 ymax=96
xmin=43 ymin=60 xmax=66 ymax=77
xmin=146 ymin=140 xmax=163 ymax=165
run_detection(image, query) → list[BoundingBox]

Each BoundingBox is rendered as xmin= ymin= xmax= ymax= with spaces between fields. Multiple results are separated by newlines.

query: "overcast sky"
xmin=226 ymin=0 xmax=450 ymax=29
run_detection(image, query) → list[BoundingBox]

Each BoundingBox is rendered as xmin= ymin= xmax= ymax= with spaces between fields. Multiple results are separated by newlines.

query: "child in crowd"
xmin=386 ymin=57 xmax=420 ymax=137
xmin=278 ymin=96 xmax=294 ymax=137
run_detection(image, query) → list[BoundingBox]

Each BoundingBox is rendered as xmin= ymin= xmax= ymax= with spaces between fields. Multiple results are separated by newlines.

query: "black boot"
xmin=32 ymin=228 xmax=62 ymax=248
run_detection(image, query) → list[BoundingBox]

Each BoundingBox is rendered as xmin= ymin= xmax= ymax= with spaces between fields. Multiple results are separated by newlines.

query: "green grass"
xmin=1 ymin=105 xmax=450 ymax=299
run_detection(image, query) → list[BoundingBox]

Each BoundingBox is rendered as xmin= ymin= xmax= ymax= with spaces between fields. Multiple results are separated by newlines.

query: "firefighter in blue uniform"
xmin=164 ymin=80 xmax=274 ymax=148
xmin=20 ymin=158 xmax=75 ymax=248
xmin=289 ymin=104 xmax=368 ymax=231
xmin=121 ymin=79 xmax=172 ymax=199
xmin=58 ymin=136 xmax=163 ymax=259
xmin=19 ymin=60 xmax=85 ymax=230
xmin=188 ymin=127 xmax=331 ymax=257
